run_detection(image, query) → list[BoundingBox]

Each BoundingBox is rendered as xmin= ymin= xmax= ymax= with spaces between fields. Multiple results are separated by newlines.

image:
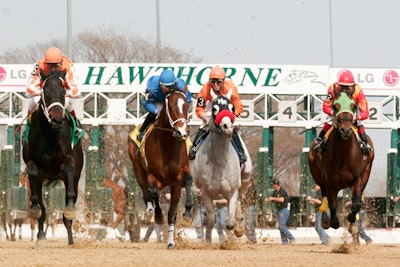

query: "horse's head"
xmin=211 ymin=89 xmax=235 ymax=138
xmin=163 ymin=90 xmax=189 ymax=142
xmin=40 ymin=70 xmax=67 ymax=129
xmin=333 ymin=92 xmax=357 ymax=140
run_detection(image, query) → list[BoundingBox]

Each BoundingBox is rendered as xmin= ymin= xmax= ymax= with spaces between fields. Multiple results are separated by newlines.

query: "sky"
xmin=0 ymin=0 xmax=398 ymax=196
xmin=1 ymin=0 xmax=400 ymax=67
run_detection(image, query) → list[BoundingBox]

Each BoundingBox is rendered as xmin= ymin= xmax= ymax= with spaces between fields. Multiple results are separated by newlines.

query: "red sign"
xmin=0 ymin=67 xmax=6 ymax=82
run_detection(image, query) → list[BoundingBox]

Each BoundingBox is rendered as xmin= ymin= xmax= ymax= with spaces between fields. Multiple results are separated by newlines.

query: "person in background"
xmin=26 ymin=46 xmax=82 ymax=137
xmin=194 ymin=188 xmax=206 ymax=241
xmin=306 ymin=184 xmax=330 ymax=245
xmin=188 ymin=66 xmax=247 ymax=164
xmin=137 ymin=69 xmax=191 ymax=142
xmin=265 ymin=179 xmax=295 ymax=245
xmin=242 ymin=179 xmax=257 ymax=244
xmin=314 ymin=69 xmax=372 ymax=154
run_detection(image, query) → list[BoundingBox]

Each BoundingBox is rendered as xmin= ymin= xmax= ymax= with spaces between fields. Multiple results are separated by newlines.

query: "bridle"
xmin=41 ymin=76 xmax=66 ymax=124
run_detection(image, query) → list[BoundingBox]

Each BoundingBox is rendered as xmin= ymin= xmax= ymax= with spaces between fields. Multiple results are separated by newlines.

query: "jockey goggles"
xmin=210 ymin=79 xmax=223 ymax=85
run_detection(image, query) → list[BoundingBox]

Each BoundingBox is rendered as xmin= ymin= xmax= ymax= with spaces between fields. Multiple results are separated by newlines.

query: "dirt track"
xmin=0 ymin=238 xmax=399 ymax=267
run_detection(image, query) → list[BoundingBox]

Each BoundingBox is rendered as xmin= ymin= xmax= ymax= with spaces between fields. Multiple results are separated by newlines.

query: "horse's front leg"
xmin=202 ymin=190 xmax=215 ymax=244
xmin=226 ymin=189 xmax=239 ymax=230
xmin=347 ymin=192 xmax=362 ymax=224
xmin=26 ymin=162 xmax=42 ymax=220
xmin=327 ymin=191 xmax=340 ymax=229
xmin=234 ymin=189 xmax=245 ymax=237
xmin=181 ymin=172 xmax=193 ymax=225
xmin=150 ymin=184 xmax=162 ymax=224
xmin=63 ymin=159 xmax=77 ymax=220
xmin=165 ymin=185 xmax=181 ymax=249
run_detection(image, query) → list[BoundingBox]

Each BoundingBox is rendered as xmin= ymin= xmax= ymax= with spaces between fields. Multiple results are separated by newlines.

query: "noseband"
xmin=164 ymin=91 xmax=188 ymax=129
xmin=41 ymin=76 xmax=66 ymax=123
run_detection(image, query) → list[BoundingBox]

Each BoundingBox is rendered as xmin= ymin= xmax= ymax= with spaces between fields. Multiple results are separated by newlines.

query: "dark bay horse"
xmin=308 ymin=92 xmax=374 ymax=229
xmin=22 ymin=71 xmax=83 ymax=246
xmin=128 ymin=90 xmax=193 ymax=249
xmin=191 ymin=90 xmax=251 ymax=244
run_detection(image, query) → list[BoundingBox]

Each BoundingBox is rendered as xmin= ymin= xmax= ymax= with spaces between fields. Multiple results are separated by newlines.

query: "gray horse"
xmin=191 ymin=90 xmax=252 ymax=244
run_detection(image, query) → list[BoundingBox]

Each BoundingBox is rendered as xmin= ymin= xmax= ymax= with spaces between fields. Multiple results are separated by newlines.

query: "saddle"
xmin=129 ymin=124 xmax=192 ymax=159
xmin=24 ymin=109 xmax=84 ymax=147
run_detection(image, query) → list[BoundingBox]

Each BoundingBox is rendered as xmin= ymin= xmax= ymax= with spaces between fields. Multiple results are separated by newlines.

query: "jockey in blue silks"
xmin=137 ymin=69 xmax=192 ymax=142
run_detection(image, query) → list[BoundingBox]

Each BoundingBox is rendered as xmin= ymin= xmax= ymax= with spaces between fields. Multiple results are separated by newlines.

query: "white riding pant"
xmin=28 ymin=96 xmax=74 ymax=113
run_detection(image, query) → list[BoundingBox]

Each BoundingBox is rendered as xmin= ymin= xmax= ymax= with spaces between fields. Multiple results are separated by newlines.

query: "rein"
xmin=155 ymin=91 xmax=188 ymax=133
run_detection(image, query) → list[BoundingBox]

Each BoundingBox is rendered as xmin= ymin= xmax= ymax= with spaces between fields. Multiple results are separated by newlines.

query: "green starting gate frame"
xmin=84 ymin=125 xmax=113 ymax=224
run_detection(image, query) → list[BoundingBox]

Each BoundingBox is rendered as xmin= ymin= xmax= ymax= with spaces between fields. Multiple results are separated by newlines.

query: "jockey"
xmin=137 ymin=69 xmax=192 ymax=142
xmin=188 ymin=66 xmax=247 ymax=164
xmin=314 ymin=69 xmax=372 ymax=154
xmin=26 ymin=46 xmax=82 ymax=137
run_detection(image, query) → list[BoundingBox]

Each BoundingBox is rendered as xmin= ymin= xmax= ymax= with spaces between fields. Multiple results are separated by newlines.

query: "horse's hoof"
xmin=167 ymin=243 xmax=176 ymax=249
xmin=234 ymin=226 xmax=245 ymax=237
xmin=64 ymin=209 xmax=77 ymax=220
xmin=180 ymin=216 xmax=192 ymax=227
xmin=29 ymin=205 xmax=42 ymax=220
xmin=348 ymin=224 xmax=358 ymax=235
xmin=36 ymin=239 xmax=47 ymax=248
xmin=347 ymin=213 xmax=356 ymax=224
xmin=154 ymin=213 xmax=164 ymax=225
xmin=146 ymin=210 xmax=154 ymax=223
xmin=321 ymin=212 xmax=330 ymax=229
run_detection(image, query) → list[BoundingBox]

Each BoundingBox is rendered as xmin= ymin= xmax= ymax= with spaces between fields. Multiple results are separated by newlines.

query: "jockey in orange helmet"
xmin=314 ymin=69 xmax=372 ymax=154
xmin=26 ymin=47 xmax=82 ymax=136
xmin=189 ymin=66 xmax=247 ymax=164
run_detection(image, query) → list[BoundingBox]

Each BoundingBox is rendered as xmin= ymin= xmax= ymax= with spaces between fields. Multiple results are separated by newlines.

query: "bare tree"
xmin=0 ymin=28 xmax=202 ymax=64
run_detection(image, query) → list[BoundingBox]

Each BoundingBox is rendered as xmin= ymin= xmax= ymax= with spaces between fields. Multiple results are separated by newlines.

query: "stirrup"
xmin=361 ymin=142 xmax=372 ymax=154
xmin=238 ymin=151 xmax=247 ymax=164
xmin=314 ymin=137 xmax=325 ymax=151
xmin=188 ymin=147 xmax=197 ymax=160
xmin=137 ymin=131 xmax=145 ymax=142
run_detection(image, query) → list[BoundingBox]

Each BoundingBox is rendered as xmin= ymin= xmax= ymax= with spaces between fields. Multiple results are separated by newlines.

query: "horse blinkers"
xmin=334 ymin=102 xmax=356 ymax=140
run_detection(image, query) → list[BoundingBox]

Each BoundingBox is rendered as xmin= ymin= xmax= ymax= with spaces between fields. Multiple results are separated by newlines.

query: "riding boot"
xmin=69 ymin=110 xmax=82 ymax=138
xmin=232 ymin=131 xmax=247 ymax=164
xmin=314 ymin=130 xmax=327 ymax=151
xmin=137 ymin=112 xmax=157 ymax=142
xmin=189 ymin=128 xmax=206 ymax=160
xmin=74 ymin=118 xmax=83 ymax=138
xmin=359 ymin=133 xmax=372 ymax=154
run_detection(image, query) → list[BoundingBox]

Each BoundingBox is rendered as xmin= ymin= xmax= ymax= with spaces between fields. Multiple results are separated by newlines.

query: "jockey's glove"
xmin=32 ymin=89 xmax=43 ymax=96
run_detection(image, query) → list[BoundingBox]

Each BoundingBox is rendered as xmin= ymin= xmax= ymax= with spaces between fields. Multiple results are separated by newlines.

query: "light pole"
xmin=156 ymin=0 xmax=161 ymax=62
xmin=67 ymin=0 xmax=72 ymax=57
xmin=329 ymin=0 xmax=333 ymax=67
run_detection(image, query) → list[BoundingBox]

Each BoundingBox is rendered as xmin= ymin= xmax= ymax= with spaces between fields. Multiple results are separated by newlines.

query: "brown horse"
xmin=103 ymin=178 xmax=126 ymax=241
xmin=308 ymin=92 xmax=374 ymax=229
xmin=128 ymin=90 xmax=193 ymax=249
xmin=22 ymin=72 xmax=83 ymax=246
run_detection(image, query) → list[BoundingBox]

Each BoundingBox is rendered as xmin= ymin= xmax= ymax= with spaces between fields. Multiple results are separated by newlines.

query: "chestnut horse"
xmin=308 ymin=92 xmax=374 ymax=229
xmin=22 ymin=72 xmax=83 ymax=246
xmin=128 ymin=90 xmax=193 ymax=249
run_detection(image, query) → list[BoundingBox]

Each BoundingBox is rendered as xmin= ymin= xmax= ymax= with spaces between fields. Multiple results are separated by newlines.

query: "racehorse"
xmin=22 ymin=71 xmax=83 ymax=246
xmin=128 ymin=90 xmax=193 ymax=249
xmin=191 ymin=90 xmax=252 ymax=244
xmin=308 ymin=92 xmax=374 ymax=230
xmin=103 ymin=178 xmax=126 ymax=242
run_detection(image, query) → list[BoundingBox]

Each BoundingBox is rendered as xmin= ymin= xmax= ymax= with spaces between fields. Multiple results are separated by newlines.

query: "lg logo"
xmin=383 ymin=70 xmax=399 ymax=86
